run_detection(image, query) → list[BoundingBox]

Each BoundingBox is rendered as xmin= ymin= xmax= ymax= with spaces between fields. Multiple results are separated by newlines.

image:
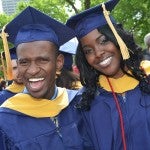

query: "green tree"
xmin=0 ymin=0 xmax=149 ymax=50
xmin=0 ymin=14 xmax=13 ymax=51
xmin=113 ymin=0 xmax=150 ymax=47
xmin=16 ymin=0 xmax=69 ymax=22
xmin=68 ymin=0 xmax=150 ymax=46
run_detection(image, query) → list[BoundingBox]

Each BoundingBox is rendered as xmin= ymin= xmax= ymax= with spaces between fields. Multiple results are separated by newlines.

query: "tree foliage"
xmin=0 ymin=0 xmax=149 ymax=51
xmin=16 ymin=0 xmax=69 ymax=22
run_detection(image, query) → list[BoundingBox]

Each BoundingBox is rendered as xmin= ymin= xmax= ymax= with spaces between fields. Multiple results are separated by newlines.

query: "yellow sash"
xmin=99 ymin=60 xmax=150 ymax=93
xmin=99 ymin=74 xmax=139 ymax=93
xmin=1 ymin=87 xmax=69 ymax=118
xmin=6 ymin=82 xmax=24 ymax=93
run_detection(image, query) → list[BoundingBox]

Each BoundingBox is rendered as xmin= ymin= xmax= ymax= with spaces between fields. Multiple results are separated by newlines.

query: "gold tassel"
xmin=0 ymin=25 xmax=13 ymax=80
xmin=0 ymin=52 xmax=7 ymax=80
xmin=102 ymin=3 xmax=130 ymax=60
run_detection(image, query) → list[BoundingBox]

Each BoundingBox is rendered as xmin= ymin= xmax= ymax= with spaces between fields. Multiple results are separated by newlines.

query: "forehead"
xmin=80 ymin=29 xmax=101 ymax=42
xmin=16 ymin=41 xmax=57 ymax=58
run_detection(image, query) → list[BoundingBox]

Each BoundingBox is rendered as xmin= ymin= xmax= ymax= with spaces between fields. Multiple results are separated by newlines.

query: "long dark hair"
xmin=76 ymin=24 xmax=150 ymax=110
xmin=56 ymin=68 xmax=80 ymax=90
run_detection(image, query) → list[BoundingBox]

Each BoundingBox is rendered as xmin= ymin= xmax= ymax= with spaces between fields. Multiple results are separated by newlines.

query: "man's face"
xmin=17 ymin=41 xmax=63 ymax=99
xmin=11 ymin=59 xmax=23 ymax=84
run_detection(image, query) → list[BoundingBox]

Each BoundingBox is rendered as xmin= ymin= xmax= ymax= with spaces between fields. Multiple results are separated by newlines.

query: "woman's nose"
xmin=94 ymin=45 xmax=105 ymax=57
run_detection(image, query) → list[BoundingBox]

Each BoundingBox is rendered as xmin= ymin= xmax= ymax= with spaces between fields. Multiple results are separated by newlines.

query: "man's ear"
xmin=56 ymin=53 xmax=64 ymax=71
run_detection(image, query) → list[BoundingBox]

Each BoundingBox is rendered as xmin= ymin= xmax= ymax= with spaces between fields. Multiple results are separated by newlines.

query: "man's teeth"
xmin=100 ymin=57 xmax=112 ymax=65
xmin=29 ymin=78 xmax=44 ymax=82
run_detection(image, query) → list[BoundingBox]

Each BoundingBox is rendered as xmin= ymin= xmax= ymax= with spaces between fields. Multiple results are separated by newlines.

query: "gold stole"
xmin=1 ymin=87 xmax=69 ymax=118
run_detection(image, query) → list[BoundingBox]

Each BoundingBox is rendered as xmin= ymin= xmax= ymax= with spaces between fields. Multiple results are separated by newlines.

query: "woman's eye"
xmin=98 ymin=35 xmax=109 ymax=44
xmin=84 ymin=48 xmax=94 ymax=55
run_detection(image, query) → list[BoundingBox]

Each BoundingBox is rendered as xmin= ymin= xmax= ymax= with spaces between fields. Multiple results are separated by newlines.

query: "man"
xmin=0 ymin=6 xmax=92 ymax=149
xmin=0 ymin=47 xmax=24 ymax=105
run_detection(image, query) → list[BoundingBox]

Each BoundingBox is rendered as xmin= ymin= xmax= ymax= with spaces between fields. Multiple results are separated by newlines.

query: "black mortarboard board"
xmin=59 ymin=37 xmax=78 ymax=70
xmin=66 ymin=0 xmax=119 ymax=39
xmin=61 ymin=52 xmax=73 ymax=70
xmin=9 ymin=47 xmax=17 ymax=60
xmin=2 ymin=47 xmax=17 ymax=60
xmin=5 ymin=6 xmax=75 ymax=47
xmin=59 ymin=37 xmax=78 ymax=54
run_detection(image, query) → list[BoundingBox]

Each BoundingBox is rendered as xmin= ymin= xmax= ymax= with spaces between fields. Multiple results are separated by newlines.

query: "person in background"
xmin=72 ymin=64 xmax=80 ymax=75
xmin=66 ymin=0 xmax=150 ymax=149
xmin=56 ymin=38 xmax=82 ymax=90
xmin=0 ymin=77 xmax=4 ymax=83
xmin=0 ymin=47 xmax=24 ymax=105
xmin=0 ymin=6 xmax=92 ymax=149
xmin=143 ymin=33 xmax=150 ymax=60
xmin=0 ymin=80 xmax=6 ymax=91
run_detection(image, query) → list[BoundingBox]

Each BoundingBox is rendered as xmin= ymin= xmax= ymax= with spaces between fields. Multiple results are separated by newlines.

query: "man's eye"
xmin=18 ymin=60 xmax=29 ymax=66
xmin=12 ymin=67 xmax=17 ymax=70
xmin=37 ymin=58 xmax=49 ymax=64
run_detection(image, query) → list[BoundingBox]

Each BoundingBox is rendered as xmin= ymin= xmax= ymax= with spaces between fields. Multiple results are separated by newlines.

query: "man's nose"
xmin=27 ymin=61 xmax=40 ymax=75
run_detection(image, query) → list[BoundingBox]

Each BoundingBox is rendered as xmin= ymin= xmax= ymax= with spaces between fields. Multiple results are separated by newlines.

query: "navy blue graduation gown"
xmin=0 ymin=90 xmax=16 ymax=105
xmin=0 ymin=83 xmax=24 ymax=105
xmin=0 ymin=91 xmax=94 ymax=150
xmin=81 ymin=86 xmax=150 ymax=150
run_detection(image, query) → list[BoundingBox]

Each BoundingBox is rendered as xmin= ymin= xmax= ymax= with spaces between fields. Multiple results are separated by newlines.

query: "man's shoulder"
xmin=0 ymin=90 xmax=16 ymax=103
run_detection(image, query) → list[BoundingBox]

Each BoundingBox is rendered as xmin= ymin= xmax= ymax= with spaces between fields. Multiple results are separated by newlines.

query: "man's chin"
xmin=29 ymin=94 xmax=42 ymax=99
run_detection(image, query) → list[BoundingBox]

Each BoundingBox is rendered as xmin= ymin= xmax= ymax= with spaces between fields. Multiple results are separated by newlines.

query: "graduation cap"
xmin=4 ymin=6 xmax=75 ymax=47
xmin=66 ymin=0 xmax=130 ymax=60
xmin=61 ymin=52 xmax=73 ymax=70
xmin=2 ymin=47 xmax=17 ymax=60
xmin=59 ymin=37 xmax=78 ymax=70
xmin=9 ymin=47 xmax=17 ymax=60
xmin=59 ymin=37 xmax=78 ymax=54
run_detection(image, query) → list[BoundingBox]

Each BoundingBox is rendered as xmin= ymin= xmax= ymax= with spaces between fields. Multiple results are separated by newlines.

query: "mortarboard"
xmin=2 ymin=47 xmax=17 ymax=60
xmin=4 ymin=6 xmax=75 ymax=47
xmin=59 ymin=37 xmax=78 ymax=54
xmin=66 ymin=0 xmax=130 ymax=60
xmin=66 ymin=0 xmax=119 ymax=39
xmin=59 ymin=37 xmax=78 ymax=70
xmin=61 ymin=52 xmax=73 ymax=70
xmin=9 ymin=47 xmax=17 ymax=60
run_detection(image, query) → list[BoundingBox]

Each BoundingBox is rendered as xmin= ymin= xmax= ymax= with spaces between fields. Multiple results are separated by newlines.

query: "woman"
xmin=66 ymin=0 xmax=150 ymax=149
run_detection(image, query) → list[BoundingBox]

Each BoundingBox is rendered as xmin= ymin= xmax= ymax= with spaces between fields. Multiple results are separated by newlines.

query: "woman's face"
xmin=80 ymin=29 xmax=124 ymax=79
